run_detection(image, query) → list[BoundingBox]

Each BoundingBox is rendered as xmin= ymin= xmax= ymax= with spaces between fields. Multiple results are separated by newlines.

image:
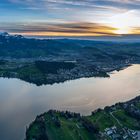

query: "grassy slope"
xmin=26 ymin=110 xmax=140 ymax=140
xmin=45 ymin=113 xmax=97 ymax=140
xmin=113 ymin=109 xmax=140 ymax=130
xmin=87 ymin=111 xmax=120 ymax=131
xmin=27 ymin=112 xmax=97 ymax=140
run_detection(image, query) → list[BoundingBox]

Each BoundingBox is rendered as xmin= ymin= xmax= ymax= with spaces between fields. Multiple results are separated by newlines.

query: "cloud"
xmin=6 ymin=0 xmax=140 ymax=22
xmin=1 ymin=0 xmax=140 ymax=36
xmin=8 ymin=0 xmax=140 ymax=10
xmin=0 ymin=22 xmax=117 ymax=36
xmin=130 ymin=27 xmax=140 ymax=34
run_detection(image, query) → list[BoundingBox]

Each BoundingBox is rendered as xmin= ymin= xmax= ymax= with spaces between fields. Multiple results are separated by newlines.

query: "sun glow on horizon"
xmin=2 ymin=10 xmax=140 ymax=36
xmin=1 ymin=1 xmax=140 ymax=36
xmin=105 ymin=10 xmax=140 ymax=35
xmin=114 ymin=27 xmax=130 ymax=35
xmin=3 ymin=10 xmax=140 ymax=37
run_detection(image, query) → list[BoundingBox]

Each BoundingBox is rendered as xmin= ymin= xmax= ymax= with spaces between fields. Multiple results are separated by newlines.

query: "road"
xmin=110 ymin=111 xmax=123 ymax=127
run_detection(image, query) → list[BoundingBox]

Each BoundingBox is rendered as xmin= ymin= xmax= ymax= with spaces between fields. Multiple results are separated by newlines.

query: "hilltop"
xmin=26 ymin=96 xmax=140 ymax=140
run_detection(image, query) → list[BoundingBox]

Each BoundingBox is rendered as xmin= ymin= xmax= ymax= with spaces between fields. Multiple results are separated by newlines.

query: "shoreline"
xmin=26 ymin=95 xmax=140 ymax=140
xmin=0 ymin=60 xmax=135 ymax=86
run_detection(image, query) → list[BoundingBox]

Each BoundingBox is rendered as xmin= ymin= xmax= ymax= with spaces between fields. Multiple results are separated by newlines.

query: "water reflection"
xmin=0 ymin=65 xmax=140 ymax=140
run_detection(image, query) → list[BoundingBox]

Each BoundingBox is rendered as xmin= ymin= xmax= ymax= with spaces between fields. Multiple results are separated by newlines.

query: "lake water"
xmin=0 ymin=64 xmax=140 ymax=140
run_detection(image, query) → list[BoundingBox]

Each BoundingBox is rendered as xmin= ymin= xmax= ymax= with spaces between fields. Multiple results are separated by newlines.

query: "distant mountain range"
xmin=1 ymin=32 xmax=140 ymax=43
xmin=0 ymin=32 xmax=140 ymax=59
xmin=27 ymin=34 xmax=140 ymax=43
xmin=0 ymin=32 xmax=140 ymax=85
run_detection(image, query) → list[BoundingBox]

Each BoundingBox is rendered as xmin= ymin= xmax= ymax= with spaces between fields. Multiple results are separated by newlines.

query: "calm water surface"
xmin=0 ymin=64 xmax=140 ymax=140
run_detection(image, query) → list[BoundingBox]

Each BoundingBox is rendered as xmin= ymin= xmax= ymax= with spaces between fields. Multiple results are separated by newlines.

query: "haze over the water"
xmin=0 ymin=0 xmax=140 ymax=37
xmin=27 ymin=35 xmax=140 ymax=43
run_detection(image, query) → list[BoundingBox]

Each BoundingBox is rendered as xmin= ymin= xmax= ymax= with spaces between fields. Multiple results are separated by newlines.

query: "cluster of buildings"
xmin=104 ymin=126 xmax=139 ymax=140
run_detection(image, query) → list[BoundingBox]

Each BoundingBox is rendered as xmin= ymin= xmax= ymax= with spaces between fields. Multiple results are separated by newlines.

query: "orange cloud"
xmin=9 ymin=22 xmax=118 ymax=36
xmin=130 ymin=27 xmax=140 ymax=35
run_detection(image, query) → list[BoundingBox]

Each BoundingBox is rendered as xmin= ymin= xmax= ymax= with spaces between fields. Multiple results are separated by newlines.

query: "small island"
xmin=26 ymin=96 xmax=140 ymax=140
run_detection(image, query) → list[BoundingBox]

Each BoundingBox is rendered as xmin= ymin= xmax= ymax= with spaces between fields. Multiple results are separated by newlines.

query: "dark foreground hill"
xmin=26 ymin=96 xmax=140 ymax=140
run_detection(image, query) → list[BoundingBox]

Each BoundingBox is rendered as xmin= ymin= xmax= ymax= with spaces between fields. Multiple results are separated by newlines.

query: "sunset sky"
xmin=0 ymin=0 xmax=140 ymax=36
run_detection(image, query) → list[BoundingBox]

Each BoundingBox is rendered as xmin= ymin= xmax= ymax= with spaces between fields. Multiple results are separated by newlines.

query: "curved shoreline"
xmin=26 ymin=96 xmax=140 ymax=140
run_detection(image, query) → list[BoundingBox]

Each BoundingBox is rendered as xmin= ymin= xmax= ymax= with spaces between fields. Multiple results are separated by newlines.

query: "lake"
xmin=0 ymin=64 xmax=140 ymax=140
